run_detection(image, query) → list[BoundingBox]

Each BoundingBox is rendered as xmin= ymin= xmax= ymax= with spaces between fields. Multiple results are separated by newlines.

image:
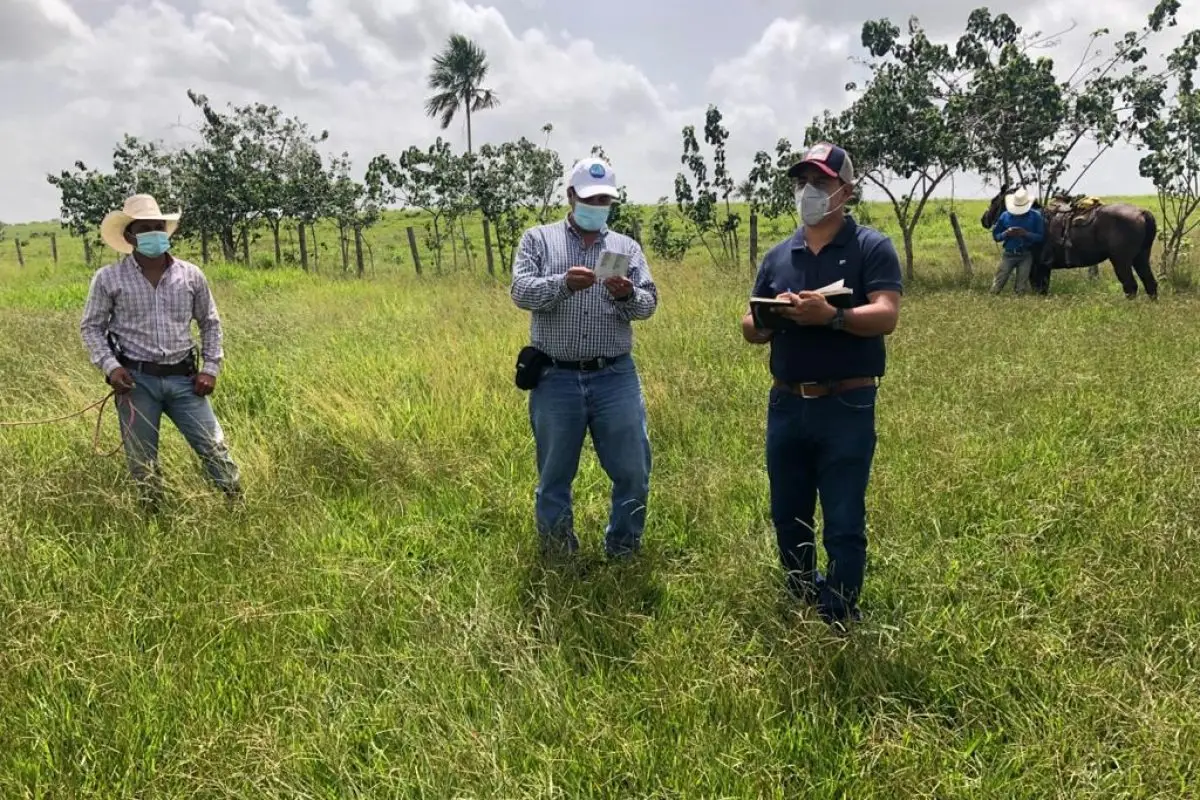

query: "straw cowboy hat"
xmin=1004 ymin=187 xmax=1034 ymax=215
xmin=100 ymin=194 xmax=181 ymax=254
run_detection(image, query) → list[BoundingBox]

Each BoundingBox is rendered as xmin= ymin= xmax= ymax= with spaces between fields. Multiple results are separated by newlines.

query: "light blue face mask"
xmin=134 ymin=231 xmax=171 ymax=257
xmin=572 ymin=202 xmax=611 ymax=232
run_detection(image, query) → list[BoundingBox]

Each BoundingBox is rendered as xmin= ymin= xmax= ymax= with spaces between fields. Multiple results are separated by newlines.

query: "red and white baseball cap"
xmin=788 ymin=142 xmax=856 ymax=183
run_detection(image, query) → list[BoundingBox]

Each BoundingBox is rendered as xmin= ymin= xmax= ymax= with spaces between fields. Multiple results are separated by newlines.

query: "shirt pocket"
xmin=167 ymin=286 xmax=195 ymax=327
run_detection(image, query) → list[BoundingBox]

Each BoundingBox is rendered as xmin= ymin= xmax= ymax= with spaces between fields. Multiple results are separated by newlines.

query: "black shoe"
xmin=786 ymin=571 xmax=825 ymax=605
xmin=539 ymin=533 xmax=580 ymax=560
xmin=818 ymin=604 xmax=863 ymax=634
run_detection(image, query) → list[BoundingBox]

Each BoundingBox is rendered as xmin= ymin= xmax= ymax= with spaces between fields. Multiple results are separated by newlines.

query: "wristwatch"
xmin=827 ymin=307 xmax=845 ymax=331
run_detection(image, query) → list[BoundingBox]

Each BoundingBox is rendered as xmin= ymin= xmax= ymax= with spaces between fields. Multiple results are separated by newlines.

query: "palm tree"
xmin=424 ymin=33 xmax=500 ymax=156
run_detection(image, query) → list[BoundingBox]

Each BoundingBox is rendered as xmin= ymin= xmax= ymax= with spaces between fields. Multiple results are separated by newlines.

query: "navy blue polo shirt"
xmin=751 ymin=215 xmax=903 ymax=383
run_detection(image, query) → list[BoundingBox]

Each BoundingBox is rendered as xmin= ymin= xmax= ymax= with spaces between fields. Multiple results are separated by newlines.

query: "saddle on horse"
xmin=1044 ymin=195 xmax=1104 ymax=266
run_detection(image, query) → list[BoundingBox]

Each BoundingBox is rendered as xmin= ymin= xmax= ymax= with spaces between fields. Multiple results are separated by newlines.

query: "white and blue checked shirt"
xmin=510 ymin=218 xmax=658 ymax=361
xmin=80 ymin=254 xmax=224 ymax=377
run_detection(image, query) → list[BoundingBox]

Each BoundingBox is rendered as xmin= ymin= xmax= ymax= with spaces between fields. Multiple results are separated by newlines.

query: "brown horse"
xmin=980 ymin=186 xmax=1158 ymax=299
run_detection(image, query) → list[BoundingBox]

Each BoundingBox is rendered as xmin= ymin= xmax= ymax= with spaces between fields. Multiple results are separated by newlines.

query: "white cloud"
xmin=1 ymin=0 xmax=1197 ymax=223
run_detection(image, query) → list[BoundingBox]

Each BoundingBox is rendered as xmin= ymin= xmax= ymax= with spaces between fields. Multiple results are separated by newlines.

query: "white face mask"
xmin=796 ymin=183 xmax=844 ymax=226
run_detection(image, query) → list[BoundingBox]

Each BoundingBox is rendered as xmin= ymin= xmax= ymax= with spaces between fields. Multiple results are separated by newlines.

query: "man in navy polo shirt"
xmin=741 ymin=142 xmax=902 ymax=628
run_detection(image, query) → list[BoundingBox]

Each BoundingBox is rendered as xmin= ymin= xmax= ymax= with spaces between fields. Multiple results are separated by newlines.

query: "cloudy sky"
xmin=1 ymin=0 xmax=1197 ymax=223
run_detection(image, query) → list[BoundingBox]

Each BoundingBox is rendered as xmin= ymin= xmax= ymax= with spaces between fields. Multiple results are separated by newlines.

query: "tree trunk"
xmin=298 ymin=222 xmax=309 ymax=271
xmin=272 ymin=220 xmax=282 ymax=267
xmin=240 ymin=226 xmax=250 ymax=265
xmin=339 ymin=223 xmax=349 ymax=272
xmin=310 ymin=224 xmax=320 ymax=272
xmin=902 ymin=227 xmax=915 ymax=282
xmin=221 ymin=228 xmax=236 ymax=262
xmin=201 ymin=230 xmax=210 ymax=265
xmin=83 ymin=236 xmax=92 ymax=267
xmin=465 ymin=91 xmax=473 ymax=156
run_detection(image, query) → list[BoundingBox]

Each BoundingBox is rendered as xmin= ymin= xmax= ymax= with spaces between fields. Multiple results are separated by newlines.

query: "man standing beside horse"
xmin=989 ymin=187 xmax=1044 ymax=295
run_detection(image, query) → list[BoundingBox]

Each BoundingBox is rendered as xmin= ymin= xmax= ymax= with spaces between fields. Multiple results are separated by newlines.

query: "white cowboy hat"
xmin=1005 ymin=187 xmax=1034 ymax=215
xmin=99 ymin=194 xmax=181 ymax=254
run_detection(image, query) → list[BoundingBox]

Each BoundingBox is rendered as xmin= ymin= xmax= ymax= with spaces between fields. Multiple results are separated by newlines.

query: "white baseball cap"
xmin=569 ymin=157 xmax=619 ymax=200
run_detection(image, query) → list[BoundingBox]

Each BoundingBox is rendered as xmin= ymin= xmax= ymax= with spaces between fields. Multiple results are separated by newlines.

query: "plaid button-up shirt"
xmin=80 ymin=254 xmax=224 ymax=377
xmin=510 ymin=218 xmax=658 ymax=361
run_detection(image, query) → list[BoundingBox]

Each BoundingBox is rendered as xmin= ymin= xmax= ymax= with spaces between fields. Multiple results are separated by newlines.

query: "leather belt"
xmin=552 ymin=353 xmax=629 ymax=372
xmin=773 ymin=376 xmax=877 ymax=398
xmin=117 ymin=353 xmax=196 ymax=377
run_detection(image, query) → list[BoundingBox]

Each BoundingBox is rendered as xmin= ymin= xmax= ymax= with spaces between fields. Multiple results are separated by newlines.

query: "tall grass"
xmin=0 ymin=200 xmax=1198 ymax=796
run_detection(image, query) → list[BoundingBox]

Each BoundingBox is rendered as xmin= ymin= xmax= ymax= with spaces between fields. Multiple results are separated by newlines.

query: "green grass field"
xmin=1 ymin=198 xmax=1199 ymax=797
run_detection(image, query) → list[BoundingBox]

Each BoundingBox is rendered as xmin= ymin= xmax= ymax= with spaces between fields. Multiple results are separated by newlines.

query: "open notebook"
xmin=750 ymin=280 xmax=854 ymax=309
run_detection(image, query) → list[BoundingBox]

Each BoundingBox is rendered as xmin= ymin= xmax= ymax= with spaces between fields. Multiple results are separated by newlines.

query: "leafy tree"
xmin=369 ymin=138 xmax=471 ymax=272
xmin=327 ymin=154 xmax=384 ymax=276
xmin=647 ymin=197 xmax=690 ymax=262
xmin=743 ymin=137 xmax=802 ymax=238
xmin=46 ymin=160 xmax=123 ymax=266
xmin=472 ymin=143 xmax=530 ymax=271
xmin=425 ymin=33 xmax=500 ymax=157
xmin=110 ymin=135 xmax=184 ymax=211
xmin=586 ymin=144 xmax=641 ymax=238
xmin=958 ymin=2 xmax=1184 ymax=199
xmin=674 ymin=104 xmax=741 ymax=267
xmin=182 ymin=90 xmax=251 ymax=262
xmin=471 ymin=134 xmax=564 ymax=270
xmin=807 ymin=15 xmax=968 ymax=279
xmin=1136 ymin=27 xmax=1200 ymax=276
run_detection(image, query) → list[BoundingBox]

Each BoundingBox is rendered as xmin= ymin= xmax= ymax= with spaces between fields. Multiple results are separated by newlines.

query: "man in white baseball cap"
xmin=509 ymin=155 xmax=658 ymax=560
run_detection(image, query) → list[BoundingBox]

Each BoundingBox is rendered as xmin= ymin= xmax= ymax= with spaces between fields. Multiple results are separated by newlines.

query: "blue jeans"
xmin=116 ymin=372 xmax=241 ymax=501
xmin=528 ymin=354 xmax=651 ymax=556
xmin=766 ymin=383 xmax=878 ymax=619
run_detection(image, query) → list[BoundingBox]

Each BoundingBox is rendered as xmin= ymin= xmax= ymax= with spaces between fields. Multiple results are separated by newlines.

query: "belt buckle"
xmin=798 ymin=380 xmax=829 ymax=399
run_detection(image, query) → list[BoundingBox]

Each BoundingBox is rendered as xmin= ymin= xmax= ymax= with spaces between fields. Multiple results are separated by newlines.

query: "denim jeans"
xmin=115 ymin=372 xmax=241 ymax=502
xmin=528 ymin=354 xmax=651 ymax=556
xmin=766 ymin=382 xmax=878 ymax=620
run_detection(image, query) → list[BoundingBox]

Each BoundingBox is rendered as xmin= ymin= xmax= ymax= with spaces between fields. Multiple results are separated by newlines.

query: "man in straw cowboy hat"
xmin=80 ymin=194 xmax=241 ymax=510
xmin=989 ymin=187 xmax=1045 ymax=295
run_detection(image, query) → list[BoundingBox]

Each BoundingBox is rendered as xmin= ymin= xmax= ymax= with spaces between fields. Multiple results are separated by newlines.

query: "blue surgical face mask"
xmin=572 ymin=202 xmax=611 ymax=232
xmin=134 ymin=230 xmax=171 ymax=257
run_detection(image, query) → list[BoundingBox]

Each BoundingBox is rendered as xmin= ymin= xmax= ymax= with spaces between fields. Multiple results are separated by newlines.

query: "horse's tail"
xmin=1138 ymin=209 xmax=1157 ymax=267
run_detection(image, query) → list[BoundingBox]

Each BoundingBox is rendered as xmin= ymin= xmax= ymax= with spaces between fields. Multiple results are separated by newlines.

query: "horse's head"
xmin=981 ymin=184 xmax=1010 ymax=229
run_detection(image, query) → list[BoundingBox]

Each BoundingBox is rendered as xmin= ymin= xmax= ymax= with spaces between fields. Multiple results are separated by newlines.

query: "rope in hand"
xmin=0 ymin=390 xmax=131 ymax=457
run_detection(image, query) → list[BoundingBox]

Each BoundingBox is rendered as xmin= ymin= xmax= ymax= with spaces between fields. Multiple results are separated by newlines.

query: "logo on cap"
xmin=589 ymin=163 xmax=606 ymax=178
xmin=806 ymin=143 xmax=832 ymax=161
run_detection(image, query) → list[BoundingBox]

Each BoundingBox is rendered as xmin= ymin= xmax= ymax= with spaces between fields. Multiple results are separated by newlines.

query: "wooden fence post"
xmin=749 ymin=212 xmax=759 ymax=270
xmin=482 ymin=218 xmax=496 ymax=276
xmin=948 ymin=211 xmax=973 ymax=277
xmin=406 ymin=226 xmax=423 ymax=275
xmin=354 ymin=226 xmax=365 ymax=277
xmin=50 ymin=233 xmax=58 ymax=266
xmin=15 ymin=239 xmax=24 ymax=268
